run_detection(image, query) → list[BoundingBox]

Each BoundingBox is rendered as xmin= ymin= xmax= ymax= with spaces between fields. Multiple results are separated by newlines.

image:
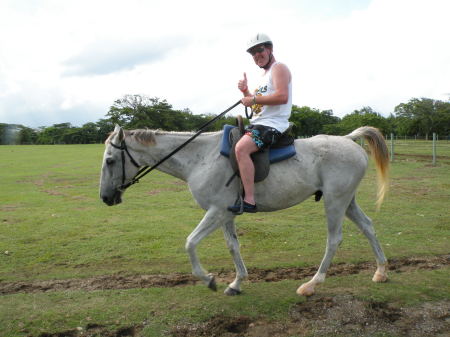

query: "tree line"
xmin=1 ymin=95 xmax=449 ymax=145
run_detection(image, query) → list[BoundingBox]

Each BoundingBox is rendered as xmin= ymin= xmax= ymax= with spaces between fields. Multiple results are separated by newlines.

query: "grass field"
xmin=389 ymin=138 xmax=450 ymax=159
xmin=0 ymin=138 xmax=449 ymax=336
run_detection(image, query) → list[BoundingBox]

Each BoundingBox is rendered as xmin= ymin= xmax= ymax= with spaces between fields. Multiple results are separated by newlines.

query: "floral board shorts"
xmin=245 ymin=124 xmax=282 ymax=149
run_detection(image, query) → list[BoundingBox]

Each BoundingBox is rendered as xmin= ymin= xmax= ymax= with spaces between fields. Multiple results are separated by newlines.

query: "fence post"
xmin=432 ymin=133 xmax=436 ymax=166
xmin=390 ymin=133 xmax=394 ymax=162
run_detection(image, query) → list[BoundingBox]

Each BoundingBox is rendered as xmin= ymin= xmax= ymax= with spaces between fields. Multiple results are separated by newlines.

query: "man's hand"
xmin=238 ymin=72 xmax=248 ymax=93
xmin=241 ymin=95 xmax=254 ymax=107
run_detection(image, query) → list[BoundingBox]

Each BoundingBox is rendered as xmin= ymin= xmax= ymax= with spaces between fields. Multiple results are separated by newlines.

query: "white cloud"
xmin=285 ymin=0 xmax=450 ymax=114
xmin=63 ymin=36 xmax=190 ymax=76
xmin=0 ymin=0 xmax=449 ymax=127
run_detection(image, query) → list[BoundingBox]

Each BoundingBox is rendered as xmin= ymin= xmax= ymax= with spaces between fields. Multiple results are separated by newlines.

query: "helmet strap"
xmin=260 ymin=52 xmax=273 ymax=70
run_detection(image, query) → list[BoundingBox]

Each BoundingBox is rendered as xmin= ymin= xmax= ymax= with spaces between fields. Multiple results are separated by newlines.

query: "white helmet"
xmin=246 ymin=33 xmax=273 ymax=52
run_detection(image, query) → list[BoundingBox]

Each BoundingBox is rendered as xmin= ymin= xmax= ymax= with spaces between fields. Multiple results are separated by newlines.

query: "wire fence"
xmin=352 ymin=133 xmax=450 ymax=166
xmin=299 ymin=133 xmax=450 ymax=166
xmin=385 ymin=133 xmax=450 ymax=166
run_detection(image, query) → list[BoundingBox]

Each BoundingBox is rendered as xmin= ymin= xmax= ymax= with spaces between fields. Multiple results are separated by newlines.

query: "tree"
xmin=36 ymin=123 xmax=74 ymax=144
xmin=394 ymin=98 xmax=450 ymax=138
xmin=106 ymin=94 xmax=151 ymax=126
xmin=96 ymin=119 xmax=116 ymax=143
xmin=79 ymin=122 xmax=100 ymax=144
xmin=104 ymin=94 xmax=228 ymax=132
xmin=339 ymin=107 xmax=388 ymax=135
xmin=106 ymin=95 xmax=179 ymax=129
xmin=4 ymin=95 xmax=446 ymax=144
xmin=384 ymin=113 xmax=397 ymax=136
xmin=435 ymin=100 xmax=450 ymax=135
xmin=18 ymin=126 xmax=38 ymax=144
xmin=0 ymin=123 xmax=20 ymax=144
xmin=289 ymin=105 xmax=340 ymax=137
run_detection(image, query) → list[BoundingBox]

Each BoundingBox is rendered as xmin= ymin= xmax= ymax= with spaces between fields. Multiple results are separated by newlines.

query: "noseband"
xmin=109 ymin=140 xmax=141 ymax=190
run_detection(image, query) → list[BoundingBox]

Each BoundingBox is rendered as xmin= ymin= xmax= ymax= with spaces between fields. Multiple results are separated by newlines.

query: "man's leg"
xmin=234 ymin=135 xmax=259 ymax=205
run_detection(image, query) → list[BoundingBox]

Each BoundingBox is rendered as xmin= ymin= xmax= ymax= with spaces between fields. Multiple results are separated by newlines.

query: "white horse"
xmin=100 ymin=124 xmax=390 ymax=296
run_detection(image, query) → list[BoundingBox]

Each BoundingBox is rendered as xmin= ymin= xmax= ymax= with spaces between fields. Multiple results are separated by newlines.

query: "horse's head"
xmin=99 ymin=125 xmax=141 ymax=206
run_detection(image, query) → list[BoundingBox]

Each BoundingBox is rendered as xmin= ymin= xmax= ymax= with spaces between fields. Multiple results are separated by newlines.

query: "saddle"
xmin=220 ymin=117 xmax=296 ymax=183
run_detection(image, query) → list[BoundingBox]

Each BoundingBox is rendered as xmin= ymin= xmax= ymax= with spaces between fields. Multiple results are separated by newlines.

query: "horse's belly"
xmin=253 ymin=158 xmax=319 ymax=212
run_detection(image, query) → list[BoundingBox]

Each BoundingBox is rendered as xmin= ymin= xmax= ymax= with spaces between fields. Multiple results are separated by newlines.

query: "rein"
xmin=110 ymin=100 xmax=242 ymax=190
xmin=245 ymin=106 xmax=253 ymax=120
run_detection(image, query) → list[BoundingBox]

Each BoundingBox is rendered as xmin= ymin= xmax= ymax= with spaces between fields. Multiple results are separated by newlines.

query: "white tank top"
xmin=250 ymin=61 xmax=292 ymax=133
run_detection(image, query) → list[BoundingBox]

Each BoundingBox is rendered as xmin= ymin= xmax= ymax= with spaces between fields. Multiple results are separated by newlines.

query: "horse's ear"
xmin=114 ymin=124 xmax=125 ymax=142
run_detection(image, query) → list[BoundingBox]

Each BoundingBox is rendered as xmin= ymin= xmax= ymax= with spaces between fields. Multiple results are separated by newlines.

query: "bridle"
xmin=108 ymin=100 xmax=242 ymax=191
xmin=109 ymin=140 xmax=140 ymax=191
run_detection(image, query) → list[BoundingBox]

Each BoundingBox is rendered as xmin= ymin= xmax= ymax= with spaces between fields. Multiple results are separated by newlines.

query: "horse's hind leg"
xmin=297 ymin=196 xmax=347 ymax=297
xmin=222 ymin=220 xmax=248 ymax=295
xmin=345 ymin=197 xmax=388 ymax=282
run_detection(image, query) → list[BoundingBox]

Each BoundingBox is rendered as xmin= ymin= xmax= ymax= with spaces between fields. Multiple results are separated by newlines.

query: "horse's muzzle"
xmin=101 ymin=190 xmax=122 ymax=206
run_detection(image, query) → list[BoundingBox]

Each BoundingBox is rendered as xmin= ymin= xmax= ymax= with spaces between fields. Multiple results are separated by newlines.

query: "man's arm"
xmin=241 ymin=63 xmax=291 ymax=106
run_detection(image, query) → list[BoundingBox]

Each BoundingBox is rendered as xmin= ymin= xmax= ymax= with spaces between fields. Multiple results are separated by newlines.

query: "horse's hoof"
xmin=207 ymin=274 xmax=217 ymax=291
xmin=224 ymin=287 xmax=241 ymax=296
xmin=372 ymin=271 xmax=388 ymax=283
xmin=296 ymin=283 xmax=315 ymax=297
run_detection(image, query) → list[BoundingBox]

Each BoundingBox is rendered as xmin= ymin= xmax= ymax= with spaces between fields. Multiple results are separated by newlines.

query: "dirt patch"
xmin=41 ymin=189 xmax=68 ymax=197
xmin=0 ymin=255 xmax=448 ymax=295
xmin=171 ymin=296 xmax=450 ymax=337
xmin=36 ymin=323 xmax=144 ymax=337
xmin=27 ymin=296 xmax=450 ymax=337
xmin=0 ymin=273 xmax=198 ymax=295
xmin=172 ymin=315 xmax=253 ymax=337
xmin=395 ymin=153 xmax=450 ymax=160
xmin=244 ymin=254 xmax=449 ymax=282
xmin=0 ymin=204 xmax=21 ymax=212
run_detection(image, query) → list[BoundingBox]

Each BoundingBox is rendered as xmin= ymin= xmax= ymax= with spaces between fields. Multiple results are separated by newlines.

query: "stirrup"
xmin=228 ymin=198 xmax=257 ymax=215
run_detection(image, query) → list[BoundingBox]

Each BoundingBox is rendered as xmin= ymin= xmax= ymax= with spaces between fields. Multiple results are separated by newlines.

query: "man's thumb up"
xmin=238 ymin=72 xmax=248 ymax=93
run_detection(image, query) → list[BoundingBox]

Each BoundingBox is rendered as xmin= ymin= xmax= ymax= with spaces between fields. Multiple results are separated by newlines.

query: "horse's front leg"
xmin=185 ymin=207 xmax=226 ymax=291
xmin=222 ymin=220 xmax=248 ymax=295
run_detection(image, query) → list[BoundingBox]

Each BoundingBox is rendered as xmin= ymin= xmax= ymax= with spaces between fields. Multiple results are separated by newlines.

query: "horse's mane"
xmin=106 ymin=129 xmax=220 ymax=146
xmin=127 ymin=129 xmax=157 ymax=145
xmin=105 ymin=129 xmax=156 ymax=145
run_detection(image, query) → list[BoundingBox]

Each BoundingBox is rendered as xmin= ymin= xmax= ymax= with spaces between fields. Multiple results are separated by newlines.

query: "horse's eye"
xmin=106 ymin=158 xmax=115 ymax=165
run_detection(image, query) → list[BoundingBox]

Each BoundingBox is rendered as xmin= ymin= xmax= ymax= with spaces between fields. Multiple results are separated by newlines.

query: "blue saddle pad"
xmin=220 ymin=124 xmax=296 ymax=163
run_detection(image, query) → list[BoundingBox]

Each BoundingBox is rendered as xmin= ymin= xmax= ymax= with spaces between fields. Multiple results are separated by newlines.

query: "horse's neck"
xmin=143 ymin=132 xmax=220 ymax=181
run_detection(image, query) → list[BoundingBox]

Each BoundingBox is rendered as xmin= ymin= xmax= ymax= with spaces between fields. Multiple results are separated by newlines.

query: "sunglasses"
xmin=248 ymin=45 xmax=265 ymax=56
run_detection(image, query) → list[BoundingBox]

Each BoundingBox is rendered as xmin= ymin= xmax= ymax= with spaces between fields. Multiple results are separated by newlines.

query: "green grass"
xmin=0 ymin=142 xmax=449 ymax=336
xmin=1 ymin=268 xmax=448 ymax=336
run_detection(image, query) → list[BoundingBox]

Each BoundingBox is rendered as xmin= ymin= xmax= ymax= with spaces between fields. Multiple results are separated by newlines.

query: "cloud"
xmin=63 ymin=36 xmax=188 ymax=76
xmin=284 ymin=0 xmax=450 ymax=115
xmin=0 ymin=81 xmax=103 ymax=127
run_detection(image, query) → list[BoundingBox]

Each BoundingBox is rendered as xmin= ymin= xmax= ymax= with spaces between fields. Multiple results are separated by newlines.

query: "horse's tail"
xmin=345 ymin=126 xmax=390 ymax=210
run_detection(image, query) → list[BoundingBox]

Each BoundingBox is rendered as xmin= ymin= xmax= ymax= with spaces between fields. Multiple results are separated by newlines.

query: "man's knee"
xmin=235 ymin=141 xmax=246 ymax=155
xmin=235 ymin=143 xmax=247 ymax=161
xmin=235 ymin=137 xmax=256 ymax=159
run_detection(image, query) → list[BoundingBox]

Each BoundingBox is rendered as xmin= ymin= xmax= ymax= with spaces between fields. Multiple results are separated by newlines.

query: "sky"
xmin=0 ymin=0 xmax=449 ymax=128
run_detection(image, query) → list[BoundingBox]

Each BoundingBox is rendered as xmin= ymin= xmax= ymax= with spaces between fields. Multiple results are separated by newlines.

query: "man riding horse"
xmin=228 ymin=33 xmax=293 ymax=214
xmin=100 ymin=33 xmax=390 ymax=297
